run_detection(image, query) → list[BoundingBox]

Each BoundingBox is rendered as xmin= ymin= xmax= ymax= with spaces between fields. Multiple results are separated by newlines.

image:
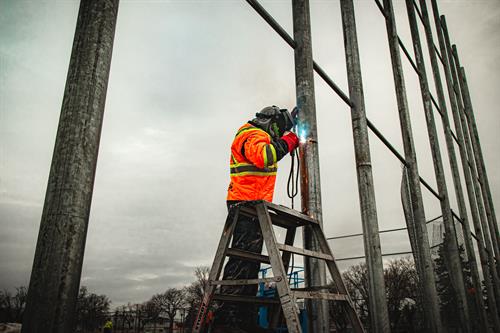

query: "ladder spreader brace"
xmin=193 ymin=200 xmax=364 ymax=333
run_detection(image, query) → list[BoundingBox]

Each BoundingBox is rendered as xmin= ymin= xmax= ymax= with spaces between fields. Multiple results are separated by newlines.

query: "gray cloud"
xmin=1 ymin=0 xmax=499 ymax=308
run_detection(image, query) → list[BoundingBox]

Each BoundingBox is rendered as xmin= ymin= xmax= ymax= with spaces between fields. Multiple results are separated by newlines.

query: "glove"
xmin=281 ymin=132 xmax=299 ymax=152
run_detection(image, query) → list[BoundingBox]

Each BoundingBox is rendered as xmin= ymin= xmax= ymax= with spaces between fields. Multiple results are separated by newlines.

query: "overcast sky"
xmin=1 ymin=0 xmax=499 ymax=308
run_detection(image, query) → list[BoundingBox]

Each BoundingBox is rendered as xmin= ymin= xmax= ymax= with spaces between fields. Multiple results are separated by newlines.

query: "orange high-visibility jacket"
xmin=227 ymin=123 xmax=279 ymax=202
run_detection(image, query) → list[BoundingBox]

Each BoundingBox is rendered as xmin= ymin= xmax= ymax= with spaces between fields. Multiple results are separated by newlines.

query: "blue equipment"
xmin=257 ymin=266 xmax=308 ymax=333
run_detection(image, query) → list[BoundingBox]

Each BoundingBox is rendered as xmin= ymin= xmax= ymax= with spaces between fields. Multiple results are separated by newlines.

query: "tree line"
xmin=1 ymin=248 xmax=482 ymax=332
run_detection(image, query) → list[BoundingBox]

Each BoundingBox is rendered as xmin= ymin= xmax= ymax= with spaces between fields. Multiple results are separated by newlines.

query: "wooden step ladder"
xmin=193 ymin=200 xmax=364 ymax=333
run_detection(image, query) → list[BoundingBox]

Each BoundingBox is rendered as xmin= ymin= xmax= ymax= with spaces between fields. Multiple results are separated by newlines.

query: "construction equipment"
xmin=193 ymin=200 xmax=364 ymax=333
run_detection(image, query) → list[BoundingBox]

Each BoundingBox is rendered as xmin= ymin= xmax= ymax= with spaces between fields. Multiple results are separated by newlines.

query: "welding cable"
xmin=287 ymin=149 xmax=300 ymax=209
xmin=287 ymin=148 xmax=299 ymax=284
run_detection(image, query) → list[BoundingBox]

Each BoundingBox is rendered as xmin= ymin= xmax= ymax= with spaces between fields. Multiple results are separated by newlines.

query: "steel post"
xmin=439 ymin=14 xmax=500 ymax=296
xmin=291 ymin=1 xmax=329 ymax=332
xmin=382 ymin=0 xmax=442 ymax=331
xmin=405 ymin=1 xmax=471 ymax=331
xmin=430 ymin=1 xmax=500 ymax=329
xmin=417 ymin=1 xmax=489 ymax=331
xmin=340 ymin=1 xmax=390 ymax=331
xmin=22 ymin=1 xmax=119 ymax=332
xmin=450 ymin=44 xmax=500 ymax=265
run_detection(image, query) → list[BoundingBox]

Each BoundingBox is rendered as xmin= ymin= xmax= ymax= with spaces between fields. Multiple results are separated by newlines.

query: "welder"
xmin=213 ymin=106 xmax=299 ymax=333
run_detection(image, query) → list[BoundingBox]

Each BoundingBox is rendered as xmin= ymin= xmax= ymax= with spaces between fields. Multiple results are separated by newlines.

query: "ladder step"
xmin=213 ymin=293 xmax=280 ymax=305
xmin=265 ymin=201 xmax=318 ymax=225
xmin=238 ymin=201 xmax=318 ymax=229
xmin=226 ymin=248 xmax=271 ymax=264
xmin=292 ymin=290 xmax=348 ymax=301
xmin=239 ymin=206 xmax=306 ymax=229
xmin=291 ymin=286 xmax=332 ymax=292
xmin=211 ymin=277 xmax=282 ymax=286
xmin=277 ymin=244 xmax=334 ymax=261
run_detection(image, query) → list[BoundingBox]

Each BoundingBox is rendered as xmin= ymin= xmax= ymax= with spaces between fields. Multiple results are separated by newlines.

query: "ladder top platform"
xmin=233 ymin=200 xmax=319 ymax=228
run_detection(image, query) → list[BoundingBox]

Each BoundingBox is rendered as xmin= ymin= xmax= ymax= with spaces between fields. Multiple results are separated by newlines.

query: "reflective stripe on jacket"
xmin=227 ymin=123 xmax=279 ymax=202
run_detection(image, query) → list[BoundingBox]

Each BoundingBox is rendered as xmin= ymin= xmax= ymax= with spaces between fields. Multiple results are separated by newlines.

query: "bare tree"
xmin=384 ymin=257 xmax=421 ymax=331
xmin=142 ymin=300 xmax=162 ymax=332
xmin=337 ymin=258 xmax=422 ymax=332
xmin=186 ymin=267 xmax=209 ymax=307
xmin=0 ymin=287 xmax=27 ymax=323
xmin=114 ymin=303 xmax=135 ymax=332
xmin=342 ymin=262 xmax=370 ymax=327
xmin=76 ymin=286 xmax=111 ymax=333
xmin=184 ymin=266 xmax=210 ymax=330
xmin=151 ymin=288 xmax=187 ymax=333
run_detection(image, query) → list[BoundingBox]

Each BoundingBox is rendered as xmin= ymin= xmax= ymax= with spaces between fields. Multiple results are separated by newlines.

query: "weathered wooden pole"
xmin=22 ymin=1 xmax=119 ymax=332
xmin=405 ymin=1 xmax=471 ymax=331
xmin=340 ymin=1 xmax=390 ymax=331
xmin=382 ymin=0 xmax=442 ymax=331
xmin=417 ymin=1 xmax=489 ymax=331
xmin=450 ymin=43 xmax=500 ymax=265
xmin=430 ymin=1 xmax=500 ymax=329
xmin=291 ymin=0 xmax=329 ymax=332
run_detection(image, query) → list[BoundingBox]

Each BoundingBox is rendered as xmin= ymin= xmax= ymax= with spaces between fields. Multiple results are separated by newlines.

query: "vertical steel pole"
xmin=382 ymin=0 xmax=442 ymax=331
xmin=22 ymin=1 xmax=119 ymax=332
xmin=430 ymin=1 xmax=500 ymax=329
xmin=291 ymin=1 xmax=329 ymax=332
xmin=439 ymin=14 xmax=500 ymax=294
xmin=340 ymin=1 xmax=389 ymax=331
xmin=417 ymin=1 xmax=489 ymax=331
xmin=405 ymin=2 xmax=471 ymax=331
xmin=450 ymin=44 xmax=500 ymax=264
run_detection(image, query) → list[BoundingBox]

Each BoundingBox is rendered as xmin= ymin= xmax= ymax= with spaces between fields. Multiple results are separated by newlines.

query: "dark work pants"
xmin=215 ymin=201 xmax=264 ymax=329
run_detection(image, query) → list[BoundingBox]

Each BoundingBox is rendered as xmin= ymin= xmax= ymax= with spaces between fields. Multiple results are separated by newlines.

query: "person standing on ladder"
xmin=213 ymin=106 xmax=299 ymax=333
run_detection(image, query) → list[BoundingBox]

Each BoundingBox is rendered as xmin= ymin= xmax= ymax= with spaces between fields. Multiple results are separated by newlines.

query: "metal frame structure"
xmin=21 ymin=0 xmax=499 ymax=332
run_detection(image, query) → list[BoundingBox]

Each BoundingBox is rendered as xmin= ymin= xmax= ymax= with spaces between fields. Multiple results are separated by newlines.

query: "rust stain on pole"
xmin=292 ymin=0 xmax=329 ymax=332
xmin=22 ymin=1 xmax=119 ymax=332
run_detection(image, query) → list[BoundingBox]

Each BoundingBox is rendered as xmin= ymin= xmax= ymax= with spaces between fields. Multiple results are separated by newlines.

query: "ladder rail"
xmin=192 ymin=206 xmax=240 ymax=333
xmin=193 ymin=201 xmax=365 ymax=333
xmin=311 ymin=222 xmax=365 ymax=332
xmin=255 ymin=202 xmax=303 ymax=333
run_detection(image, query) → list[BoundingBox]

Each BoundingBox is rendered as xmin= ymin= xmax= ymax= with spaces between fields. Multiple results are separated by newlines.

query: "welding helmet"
xmin=251 ymin=106 xmax=294 ymax=138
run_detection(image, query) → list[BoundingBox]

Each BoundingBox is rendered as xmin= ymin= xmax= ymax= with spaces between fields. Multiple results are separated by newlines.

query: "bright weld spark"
xmin=297 ymin=126 xmax=308 ymax=143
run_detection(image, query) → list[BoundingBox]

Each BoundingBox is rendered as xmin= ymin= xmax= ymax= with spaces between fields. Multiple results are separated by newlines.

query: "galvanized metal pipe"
xmin=291 ymin=1 xmax=329 ymax=332
xmin=450 ymin=60 xmax=500 ymax=328
xmin=245 ymin=0 xmax=443 ymax=206
xmin=450 ymin=44 xmax=500 ymax=264
xmin=417 ymin=1 xmax=489 ymax=330
xmin=439 ymin=14 xmax=500 ymax=293
xmin=22 ymin=1 xmax=119 ymax=332
xmin=340 ymin=0 xmax=389 ymax=331
xmin=382 ymin=0 xmax=442 ymax=331
xmin=430 ymin=1 xmax=500 ymax=329
xmin=405 ymin=1 xmax=471 ymax=331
